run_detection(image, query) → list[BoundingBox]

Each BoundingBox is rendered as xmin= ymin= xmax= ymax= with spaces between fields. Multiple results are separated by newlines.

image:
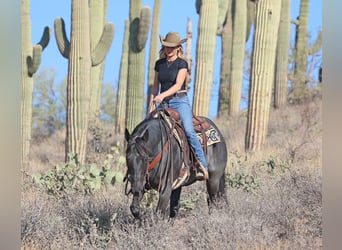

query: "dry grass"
xmin=21 ymin=99 xmax=322 ymax=249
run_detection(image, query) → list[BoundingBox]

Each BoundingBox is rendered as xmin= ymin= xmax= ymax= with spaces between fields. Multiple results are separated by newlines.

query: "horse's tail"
xmin=218 ymin=173 xmax=226 ymax=195
xmin=218 ymin=172 xmax=229 ymax=204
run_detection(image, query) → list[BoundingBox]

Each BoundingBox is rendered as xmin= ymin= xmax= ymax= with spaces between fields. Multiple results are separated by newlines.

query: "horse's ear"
xmin=125 ymin=128 xmax=130 ymax=142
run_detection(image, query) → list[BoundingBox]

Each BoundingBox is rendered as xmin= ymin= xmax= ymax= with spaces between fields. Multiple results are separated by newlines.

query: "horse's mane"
xmin=128 ymin=117 xmax=171 ymax=150
xmin=130 ymin=118 xmax=160 ymax=137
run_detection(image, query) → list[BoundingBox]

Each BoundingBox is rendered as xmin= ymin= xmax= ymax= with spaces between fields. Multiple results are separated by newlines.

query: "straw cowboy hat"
xmin=159 ymin=31 xmax=187 ymax=47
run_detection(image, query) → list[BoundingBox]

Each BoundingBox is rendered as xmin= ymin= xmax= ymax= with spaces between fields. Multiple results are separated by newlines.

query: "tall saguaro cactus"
xmin=292 ymin=0 xmax=322 ymax=100
xmin=193 ymin=0 xmax=219 ymax=116
xmin=115 ymin=20 xmax=130 ymax=134
xmin=21 ymin=0 xmax=50 ymax=169
xmin=89 ymin=0 xmax=113 ymax=119
xmin=245 ymin=0 xmax=281 ymax=151
xmin=293 ymin=0 xmax=309 ymax=94
xmin=125 ymin=0 xmax=151 ymax=132
xmin=229 ymin=0 xmax=247 ymax=116
xmin=218 ymin=0 xmax=233 ymax=118
xmin=218 ymin=0 xmax=255 ymax=117
xmin=54 ymin=0 xmax=114 ymax=164
xmin=146 ymin=0 xmax=161 ymax=112
xmin=274 ymin=0 xmax=291 ymax=109
xmin=185 ymin=17 xmax=193 ymax=85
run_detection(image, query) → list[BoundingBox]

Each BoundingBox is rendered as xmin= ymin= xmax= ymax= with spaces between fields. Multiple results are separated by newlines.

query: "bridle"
xmin=124 ymin=114 xmax=175 ymax=195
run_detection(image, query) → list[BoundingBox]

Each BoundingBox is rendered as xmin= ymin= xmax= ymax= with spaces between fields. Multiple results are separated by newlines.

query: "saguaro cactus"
xmin=292 ymin=0 xmax=322 ymax=100
xmin=193 ymin=0 xmax=219 ymax=116
xmin=274 ymin=0 xmax=291 ymax=109
xmin=125 ymin=0 xmax=151 ymax=132
xmin=245 ymin=0 xmax=281 ymax=151
xmin=229 ymin=0 xmax=247 ymax=116
xmin=115 ymin=20 xmax=130 ymax=134
xmin=146 ymin=0 xmax=162 ymax=112
xmin=293 ymin=0 xmax=309 ymax=91
xmin=217 ymin=0 xmax=233 ymax=118
xmin=21 ymin=0 xmax=50 ymax=169
xmin=218 ymin=0 xmax=255 ymax=117
xmin=89 ymin=0 xmax=113 ymax=119
xmin=185 ymin=17 xmax=193 ymax=86
xmin=54 ymin=0 xmax=114 ymax=164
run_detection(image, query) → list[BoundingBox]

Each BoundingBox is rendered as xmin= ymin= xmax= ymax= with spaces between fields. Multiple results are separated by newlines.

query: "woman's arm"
xmin=147 ymin=71 xmax=160 ymax=113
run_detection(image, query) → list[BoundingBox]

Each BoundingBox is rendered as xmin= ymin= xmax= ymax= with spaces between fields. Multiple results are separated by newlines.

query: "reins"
xmin=125 ymin=111 xmax=176 ymax=195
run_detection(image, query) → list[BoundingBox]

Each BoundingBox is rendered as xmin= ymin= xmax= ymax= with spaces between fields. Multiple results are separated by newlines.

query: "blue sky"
xmin=30 ymin=0 xmax=322 ymax=118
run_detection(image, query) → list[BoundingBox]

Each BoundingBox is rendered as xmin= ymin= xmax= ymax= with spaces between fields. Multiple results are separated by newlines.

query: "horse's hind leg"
xmin=206 ymin=173 xmax=227 ymax=211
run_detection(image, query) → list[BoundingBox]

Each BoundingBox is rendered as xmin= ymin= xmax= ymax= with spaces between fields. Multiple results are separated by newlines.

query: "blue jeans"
xmin=162 ymin=95 xmax=208 ymax=170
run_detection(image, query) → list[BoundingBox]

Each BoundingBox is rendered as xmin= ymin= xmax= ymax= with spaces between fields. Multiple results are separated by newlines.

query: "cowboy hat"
xmin=159 ymin=31 xmax=187 ymax=47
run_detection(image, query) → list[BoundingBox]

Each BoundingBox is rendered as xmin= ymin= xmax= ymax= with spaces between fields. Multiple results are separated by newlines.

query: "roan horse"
xmin=124 ymin=108 xmax=227 ymax=219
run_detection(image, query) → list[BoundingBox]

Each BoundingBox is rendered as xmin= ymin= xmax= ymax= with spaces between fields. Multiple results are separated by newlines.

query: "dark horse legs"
xmin=170 ymin=187 xmax=182 ymax=218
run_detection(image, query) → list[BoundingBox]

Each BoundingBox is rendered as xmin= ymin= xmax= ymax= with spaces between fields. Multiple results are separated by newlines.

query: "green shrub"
xmin=226 ymin=172 xmax=260 ymax=193
xmin=33 ymin=152 xmax=125 ymax=197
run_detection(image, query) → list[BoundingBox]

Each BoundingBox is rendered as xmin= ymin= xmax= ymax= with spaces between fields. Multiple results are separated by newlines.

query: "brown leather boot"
xmin=196 ymin=162 xmax=208 ymax=180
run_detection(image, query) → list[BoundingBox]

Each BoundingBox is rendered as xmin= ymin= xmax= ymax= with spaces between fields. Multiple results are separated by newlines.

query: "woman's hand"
xmin=153 ymin=94 xmax=164 ymax=104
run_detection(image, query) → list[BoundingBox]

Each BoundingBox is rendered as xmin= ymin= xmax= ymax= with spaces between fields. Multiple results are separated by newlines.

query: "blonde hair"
xmin=159 ymin=45 xmax=185 ymax=59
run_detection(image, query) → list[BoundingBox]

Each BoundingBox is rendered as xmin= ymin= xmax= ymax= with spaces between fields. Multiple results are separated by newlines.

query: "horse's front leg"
xmin=170 ymin=187 xmax=182 ymax=218
xmin=157 ymin=183 xmax=172 ymax=218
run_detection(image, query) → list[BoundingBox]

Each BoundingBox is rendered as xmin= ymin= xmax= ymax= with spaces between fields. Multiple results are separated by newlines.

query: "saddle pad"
xmin=197 ymin=127 xmax=221 ymax=146
xmin=158 ymin=110 xmax=221 ymax=147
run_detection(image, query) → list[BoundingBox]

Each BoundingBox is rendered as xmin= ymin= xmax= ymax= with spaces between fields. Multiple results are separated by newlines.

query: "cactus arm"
xmin=91 ymin=22 xmax=115 ymax=66
xmin=38 ymin=26 xmax=51 ymax=50
xmin=54 ymin=17 xmax=70 ymax=59
xmin=27 ymin=44 xmax=42 ymax=76
xmin=309 ymin=29 xmax=322 ymax=54
xmin=137 ymin=7 xmax=151 ymax=51
xmin=217 ymin=0 xmax=228 ymax=33
xmin=27 ymin=26 xmax=51 ymax=76
xmin=195 ymin=0 xmax=202 ymax=14
xmin=291 ymin=18 xmax=300 ymax=26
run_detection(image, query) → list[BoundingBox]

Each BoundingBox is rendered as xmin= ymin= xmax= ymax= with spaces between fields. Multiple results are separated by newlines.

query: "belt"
xmin=172 ymin=91 xmax=187 ymax=98
xmin=164 ymin=91 xmax=187 ymax=102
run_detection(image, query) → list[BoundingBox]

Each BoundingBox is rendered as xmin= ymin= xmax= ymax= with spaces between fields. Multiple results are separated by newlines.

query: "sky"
xmin=30 ymin=0 xmax=322 ymax=118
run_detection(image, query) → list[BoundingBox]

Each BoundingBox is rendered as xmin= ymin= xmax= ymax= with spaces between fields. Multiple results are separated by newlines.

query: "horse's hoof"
xmin=170 ymin=206 xmax=179 ymax=218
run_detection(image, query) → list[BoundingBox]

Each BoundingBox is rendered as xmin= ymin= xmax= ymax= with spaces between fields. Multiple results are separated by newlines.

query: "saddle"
xmin=150 ymin=108 xmax=220 ymax=189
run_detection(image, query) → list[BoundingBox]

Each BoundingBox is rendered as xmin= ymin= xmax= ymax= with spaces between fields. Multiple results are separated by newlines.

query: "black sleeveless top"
xmin=154 ymin=57 xmax=188 ymax=93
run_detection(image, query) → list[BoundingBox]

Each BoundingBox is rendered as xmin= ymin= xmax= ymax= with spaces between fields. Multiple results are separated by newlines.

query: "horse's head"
xmin=125 ymin=127 xmax=151 ymax=218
